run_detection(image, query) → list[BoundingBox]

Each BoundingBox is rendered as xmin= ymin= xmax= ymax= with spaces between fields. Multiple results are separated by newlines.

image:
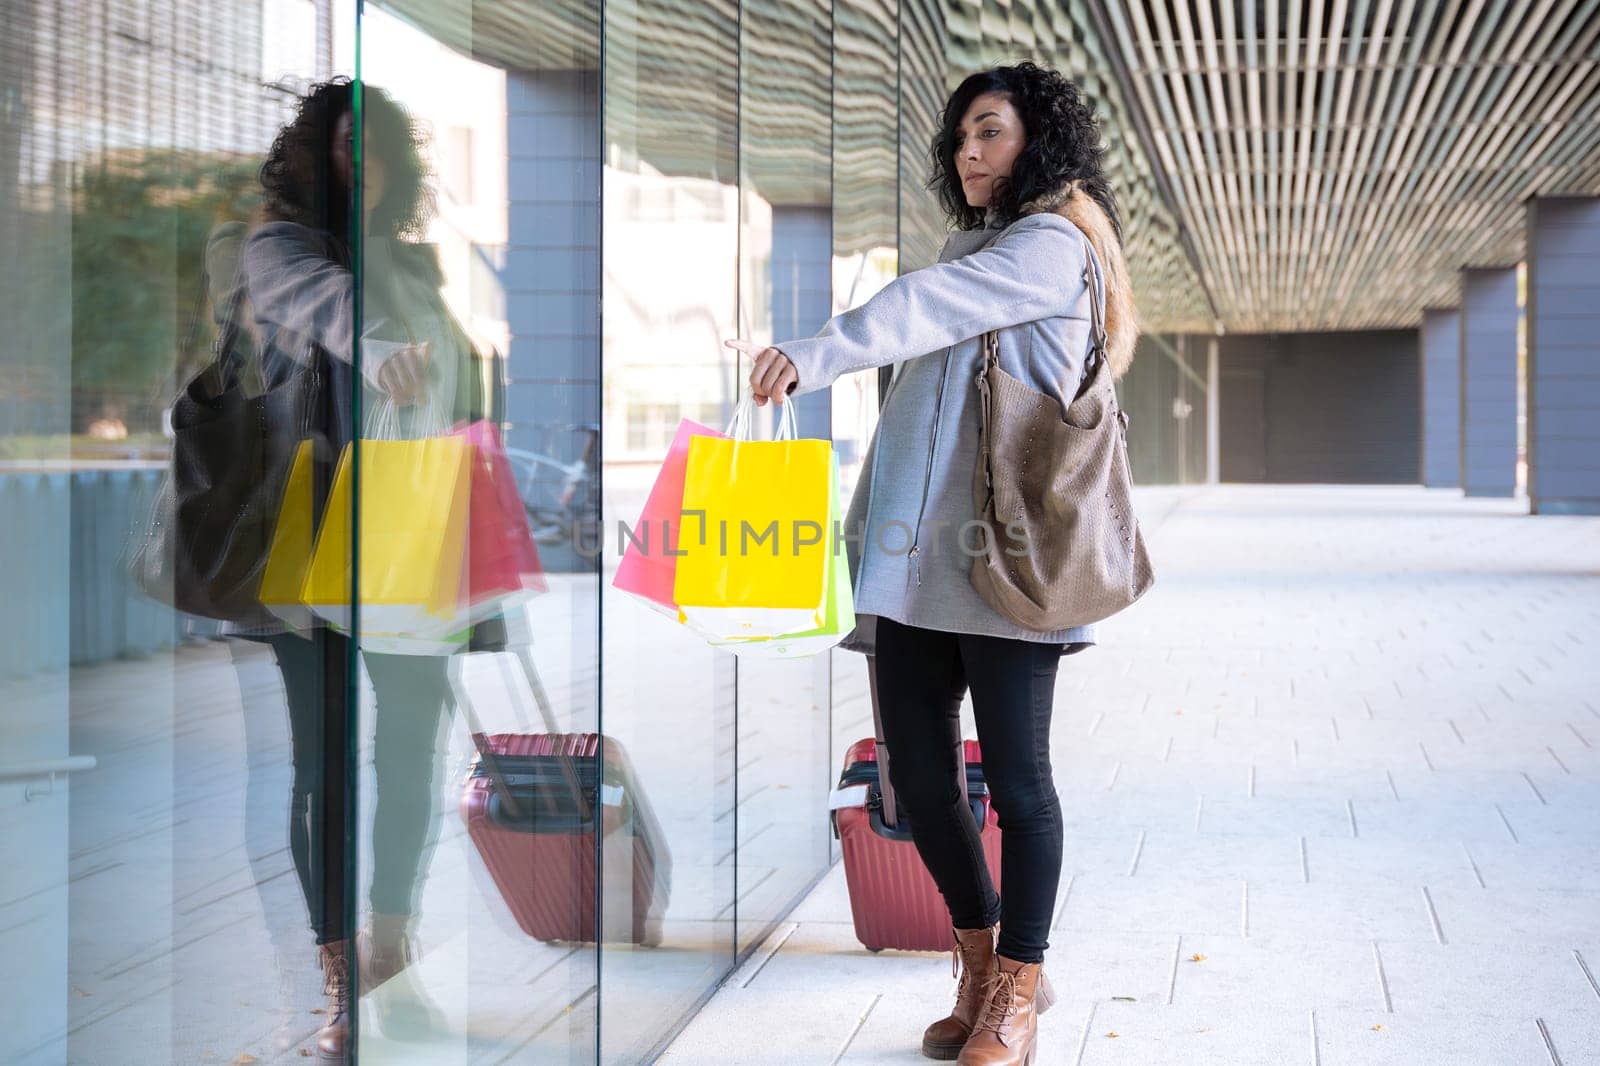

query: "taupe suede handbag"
xmin=969 ymin=244 xmax=1154 ymax=630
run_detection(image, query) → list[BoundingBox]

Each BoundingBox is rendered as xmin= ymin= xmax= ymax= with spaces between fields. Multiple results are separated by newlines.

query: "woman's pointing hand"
xmin=726 ymin=339 xmax=798 ymax=406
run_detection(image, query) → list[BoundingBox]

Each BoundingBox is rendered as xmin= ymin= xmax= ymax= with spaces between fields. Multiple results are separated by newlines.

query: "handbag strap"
xmin=1082 ymin=236 xmax=1109 ymax=372
xmin=978 ymin=232 xmax=1110 ymax=381
xmin=973 ymin=230 xmax=1118 ymax=502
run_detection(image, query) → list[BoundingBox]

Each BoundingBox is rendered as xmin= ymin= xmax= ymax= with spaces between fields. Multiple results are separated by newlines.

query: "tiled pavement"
xmin=661 ymin=485 xmax=1600 ymax=1066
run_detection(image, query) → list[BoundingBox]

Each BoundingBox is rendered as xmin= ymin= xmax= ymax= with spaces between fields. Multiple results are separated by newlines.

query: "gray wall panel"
xmin=1458 ymin=267 xmax=1520 ymax=497
xmin=1527 ymin=197 xmax=1600 ymax=514
xmin=770 ymin=206 xmax=834 ymax=442
xmin=1218 ymin=332 xmax=1419 ymax=483
xmin=1218 ymin=338 xmax=1270 ymax=482
xmin=503 ymin=69 xmax=602 ymax=476
xmin=1421 ymin=308 xmax=1462 ymax=486
xmin=1263 ymin=332 xmax=1420 ymax=484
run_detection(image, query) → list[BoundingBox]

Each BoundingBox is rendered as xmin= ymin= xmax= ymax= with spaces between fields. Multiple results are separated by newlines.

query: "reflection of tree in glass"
xmin=70 ymin=151 xmax=261 ymax=435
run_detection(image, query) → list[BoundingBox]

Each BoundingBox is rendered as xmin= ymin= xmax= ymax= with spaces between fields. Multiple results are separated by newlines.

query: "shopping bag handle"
xmin=366 ymin=390 xmax=449 ymax=440
xmin=724 ymin=391 xmax=799 ymax=442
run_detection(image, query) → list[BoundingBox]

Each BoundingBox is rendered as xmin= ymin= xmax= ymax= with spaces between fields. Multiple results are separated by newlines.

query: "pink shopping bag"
xmin=454 ymin=420 xmax=548 ymax=609
xmin=613 ymin=419 xmax=726 ymax=615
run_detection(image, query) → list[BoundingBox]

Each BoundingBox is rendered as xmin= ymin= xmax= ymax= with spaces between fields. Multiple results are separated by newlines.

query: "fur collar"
xmin=1016 ymin=181 xmax=1139 ymax=378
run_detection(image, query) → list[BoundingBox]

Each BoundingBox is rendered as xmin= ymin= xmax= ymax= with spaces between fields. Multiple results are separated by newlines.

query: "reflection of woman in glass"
xmin=735 ymin=64 xmax=1138 ymax=1065
xmin=234 ymin=78 xmax=497 ymax=1061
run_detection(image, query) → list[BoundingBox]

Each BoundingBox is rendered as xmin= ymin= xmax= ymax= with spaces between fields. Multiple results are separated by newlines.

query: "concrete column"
xmin=503 ymin=68 xmax=602 ymax=459
xmin=1420 ymin=308 xmax=1462 ymax=487
xmin=769 ymin=206 xmax=833 ymax=442
xmin=1205 ymin=336 xmax=1220 ymax=484
xmin=1526 ymin=196 xmax=1600 ymax=514
xmin=1458 ymin=267 xmax=1519 ymax=497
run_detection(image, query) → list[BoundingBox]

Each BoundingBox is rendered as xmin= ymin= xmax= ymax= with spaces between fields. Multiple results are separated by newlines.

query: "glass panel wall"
xmin=349 ymin=1 xmax=603 ymax=1060
xmin=825 ymin=0 xmax=902 ymax=821
xmin=1 ymin=2 xmax=360 ymax=1063
xmin=6 ymin=0 xmax=1211 ymax=1062
xmin=599 ymin=0 xmax=739 ymax=1056
xmin=733 ymin=0 xmax=836 ymax=960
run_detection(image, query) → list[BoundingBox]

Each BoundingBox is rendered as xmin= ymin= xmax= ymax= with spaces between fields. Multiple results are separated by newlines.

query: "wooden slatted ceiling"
xmin=1095 ymin=0 xmax=1600 ymax=332
xmin=372 ymin=0 xmax=1599 ymax=333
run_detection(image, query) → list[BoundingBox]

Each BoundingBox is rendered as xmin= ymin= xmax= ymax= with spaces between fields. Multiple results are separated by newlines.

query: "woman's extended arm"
xmin=242 ymin=221 xmax=360 ymax=363
xmin=776 ymin=213 xmax=1088 ymax=396
xmin=242 ymin=221 xmax=428 ymax=398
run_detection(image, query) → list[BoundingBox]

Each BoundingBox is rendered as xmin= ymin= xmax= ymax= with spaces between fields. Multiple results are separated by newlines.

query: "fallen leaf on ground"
xmin=309 ymin=1008 xmax=326 ymax=1015
xmin=1372 ymin=1024 xmax=1385 ymax=1031
xmin=1189 ymin=953 xmax=1208 ymax=963
xmin=298 ymin=1050 xmax=312 ymax=1058
xmin=1105 ymin=1032 xmax=1119 ymax=1039
xmin=231 ymin=1056 xmax=258 ymax=1065
xmin=1111 ymin=996 xmax=1136 ymax=1002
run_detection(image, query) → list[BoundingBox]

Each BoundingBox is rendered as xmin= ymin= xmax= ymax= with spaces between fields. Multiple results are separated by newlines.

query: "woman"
xmin=733 ymin=63 xmax=1137 ymax=1065
xmin=230 ymin=78 xmax=499 ymax=1061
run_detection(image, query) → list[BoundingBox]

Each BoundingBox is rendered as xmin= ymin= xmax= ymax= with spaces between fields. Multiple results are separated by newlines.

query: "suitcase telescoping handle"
xmin=450 ymin=647 xmax=595 ymax=826
xmin=865 ymin=654 xmax=969 ymax=832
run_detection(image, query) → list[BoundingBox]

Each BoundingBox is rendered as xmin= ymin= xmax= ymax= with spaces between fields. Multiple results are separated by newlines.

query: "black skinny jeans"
xmin=251 ymin=631 xmax=454 ymax=944
xmin=873 ymin=616 xmax=1066 ymax=964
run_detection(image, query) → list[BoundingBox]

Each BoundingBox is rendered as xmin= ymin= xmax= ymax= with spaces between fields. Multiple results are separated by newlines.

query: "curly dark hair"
xmin=258 ymin=78 xmax=433 ymax=244
xmin=929 ymin=62 xmax=1121 ymax=238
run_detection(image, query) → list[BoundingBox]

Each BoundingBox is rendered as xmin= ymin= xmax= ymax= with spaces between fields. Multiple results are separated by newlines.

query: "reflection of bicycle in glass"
xmin=504 ymin=424 xmax=599 ymax=556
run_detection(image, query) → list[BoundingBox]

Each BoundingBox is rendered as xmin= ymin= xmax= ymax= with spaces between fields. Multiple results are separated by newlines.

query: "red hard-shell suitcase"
xmin=830 ymin=657 xmax=1003 ymax=952
xmin=455 ymin=647 xmax=671 ymax=946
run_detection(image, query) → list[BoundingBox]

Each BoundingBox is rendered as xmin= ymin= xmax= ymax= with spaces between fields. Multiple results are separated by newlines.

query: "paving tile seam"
xmin=1420 ymin=886 xmax=1447 ymax=945
xmin=831 ymin=992 xmax=881 ymax=1065
xmin=1070 ymin=1000 xmax=1098 ymax=1066
xmin=738 ymin=921 xmax=798 ymax=989
xmin=1371 ymin=941 xmax=1394 ymax=1013
xmin=1572 ymin=950 xmax=1600 ymax=1003
xmin=1536 ymin=1016 xmax=1565 ymax=1066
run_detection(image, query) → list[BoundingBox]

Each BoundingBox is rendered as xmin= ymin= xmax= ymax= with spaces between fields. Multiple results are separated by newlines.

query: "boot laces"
xmin=951 ymin=932 xmax=989 ymax=991
xmin=323 ymin=950 xmax=349 ymax=997
xmin=319 ymin=948 xmax=351 ymax=1035
xmin=972 ymin=970 xmax=1019 ymax=1038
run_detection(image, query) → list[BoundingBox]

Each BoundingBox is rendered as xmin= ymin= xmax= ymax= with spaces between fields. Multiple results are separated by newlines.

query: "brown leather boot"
xmin=954 ymin=953 xmax=1057 ymax=1066
xmin=357 ymin=912 xmax=418 ymax=992
xmin=921 ymin=924 xmax=999 ymax=1059
xmin=315 ymin=940 xmax=350 ymax=1064
xmin=357 ymin=912 xmax=445 ymax=1040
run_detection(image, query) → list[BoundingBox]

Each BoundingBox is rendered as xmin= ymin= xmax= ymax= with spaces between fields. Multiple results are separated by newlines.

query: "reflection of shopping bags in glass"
xmin=709 ymin=453 xmax=854 ymax=658
xmin=454 ymin=420 xmax=547 ymax=610
xmin=301 ymin=421 xmax=474 ymax=654
xmin=258 ymin=439 xmax=320 ymax=631
xmin=674 ymin=399 xmax=833 ymax=640
xmin=612 ymin=419 xmax=726 ymax=617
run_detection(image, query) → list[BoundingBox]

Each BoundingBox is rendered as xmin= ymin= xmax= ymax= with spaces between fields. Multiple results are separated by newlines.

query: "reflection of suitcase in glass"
xmin=829 ymin=657 xmax=1003 ymax=953
xmin=455 ymin=647 xmax=671 ymax=946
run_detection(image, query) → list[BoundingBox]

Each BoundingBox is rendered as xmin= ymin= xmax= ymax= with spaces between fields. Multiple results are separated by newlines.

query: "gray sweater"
xmin=777 ymin=211 xmax=1101 ymax=652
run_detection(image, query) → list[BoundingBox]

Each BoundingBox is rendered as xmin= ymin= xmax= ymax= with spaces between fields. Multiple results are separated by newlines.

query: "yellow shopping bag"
xmin=301 ymin=434 xmax=473 ymax=649
xmin=258 ymin=439 xmax=319 ymax=631
xmin=674 ymin=398 xmax=833 ymax=639
xmin=709 ymin=453 xmax=854 ymax=658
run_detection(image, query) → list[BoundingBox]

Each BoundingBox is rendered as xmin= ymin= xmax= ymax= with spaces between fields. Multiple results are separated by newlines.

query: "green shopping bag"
xmin=708 ymin=453 xmax=854 ymax=659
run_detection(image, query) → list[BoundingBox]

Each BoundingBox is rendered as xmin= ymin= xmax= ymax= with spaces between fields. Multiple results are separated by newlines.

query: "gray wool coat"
xmin=776 ymin=209 xmax=1105 ymax=654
